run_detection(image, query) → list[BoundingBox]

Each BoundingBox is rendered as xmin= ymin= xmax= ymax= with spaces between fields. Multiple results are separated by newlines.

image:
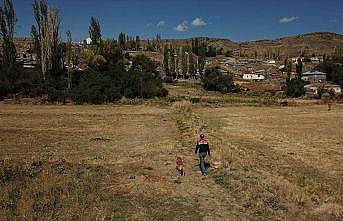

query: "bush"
xmin=0 ymin=79 xmax=10 ymax=99
xmin=72 ymin=69 xmax=122 ymax=104
xmin=123 ymin=54 xmax=167 ymax=98
xmin=284 ymin=79 xmax=305 ymax=98
xmin=202 ymin=67 xmax=236 ymax=93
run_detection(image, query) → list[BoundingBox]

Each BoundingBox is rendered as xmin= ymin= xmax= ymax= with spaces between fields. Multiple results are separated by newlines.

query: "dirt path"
xmin=168 ymin=107 xmax=247 ymax=221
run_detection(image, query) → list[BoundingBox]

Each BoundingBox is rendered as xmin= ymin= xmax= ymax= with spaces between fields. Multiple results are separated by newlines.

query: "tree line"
xmin=162 ymin=38 xmax=227 ymax=81
xmin=0 ymin=0 xmax=167 ymax=103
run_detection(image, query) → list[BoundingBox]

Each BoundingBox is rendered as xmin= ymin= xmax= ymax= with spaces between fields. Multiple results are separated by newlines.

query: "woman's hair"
xmin=200 ymin=134 xmax=205 ymax=139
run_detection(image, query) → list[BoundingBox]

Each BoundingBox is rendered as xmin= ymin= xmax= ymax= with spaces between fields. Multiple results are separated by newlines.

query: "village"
xmin=14 ymin=36 xmax=342 ymax=99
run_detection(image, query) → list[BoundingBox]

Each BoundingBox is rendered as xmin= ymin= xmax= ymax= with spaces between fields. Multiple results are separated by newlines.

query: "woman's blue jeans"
xmin=199 ymin=152 xmax=207 ymax=173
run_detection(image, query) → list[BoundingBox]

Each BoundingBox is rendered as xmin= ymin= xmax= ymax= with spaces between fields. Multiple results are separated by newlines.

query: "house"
xmin=86 ymin=37 xmax=92 ymax=45
xmin=304 ymin=84 xmax=319 ymax=95
xmin=325 ymin=83 xmax=342 ymax=94
xmin=267 ymin=60 xmax=276 ymax=64
xmin=301 ymin=71 xmax=326 ymax=83
xmin=304 ymin=83 xmax=341 ymax=96
xmin=310 ymin=57 xmax=320 ymax=63
xmin=243 ymin=70 xmax=266 ymax=81
xmin=22 ymin=60 xmax=37 ymax=69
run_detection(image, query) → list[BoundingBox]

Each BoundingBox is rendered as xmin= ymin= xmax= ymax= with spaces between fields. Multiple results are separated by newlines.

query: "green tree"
xmin=287 ymin=60 xmax=292 ymax=82
xmin=31 ymin=25 xmax=40 ymax=61
xmin=181 ymin=47 xmax=187 ymax=76
xmin=123 ymin=54 xmax=167 ymax=98
xmin=135 ymin=35 xmax=140 ymax=51
xmin=32 ymin=0 xmax=62 ymax=80
xmin=0 ymin=0 xmax=17 ymax=68
xmin=188 ymin=53 xmax=195 ymax=78
xmin=170 ymin=46 xmax=176 ymax=78
xmin=66 ymin=30 xmax=73 ymax=90
xmin=284 ymin=79 xmax=305 ymax=98
xmin=0 ymin=0 xmax=17 ymax=96
xmin=89 ymin=16 xmax=102 ymax=52
xmin=296 ymin=58 xmax=303 ymax=80
xmin=118 ymin=32 xmax=126 ymax=49
xmin=163 ymin=45 xmax=170 ymax=77
xmin=202 ymin=67 xmax=236 ymax=93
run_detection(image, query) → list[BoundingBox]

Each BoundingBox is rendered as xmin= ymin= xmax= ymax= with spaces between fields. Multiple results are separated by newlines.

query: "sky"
xmin=12 ymin=0 xmax=343 ymax=42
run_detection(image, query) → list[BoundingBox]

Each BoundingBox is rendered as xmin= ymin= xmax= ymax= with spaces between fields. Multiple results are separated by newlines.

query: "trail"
xmin=168 ymin=111 xmax=246 ymax=221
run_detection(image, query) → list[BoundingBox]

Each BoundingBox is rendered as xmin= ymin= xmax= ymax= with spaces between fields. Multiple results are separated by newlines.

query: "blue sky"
xmin=13 ymin=0 xmax=343 ymax=42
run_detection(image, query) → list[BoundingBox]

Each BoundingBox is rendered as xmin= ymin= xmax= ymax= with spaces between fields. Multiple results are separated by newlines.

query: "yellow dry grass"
xmin=0 ymin=100 xmax=342 ymax=220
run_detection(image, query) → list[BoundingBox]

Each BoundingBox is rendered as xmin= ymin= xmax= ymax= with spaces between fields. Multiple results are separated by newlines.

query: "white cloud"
xmin=191 ymin=17 xmax=207 ymax=26
xmin=174 ymin=22 xmax=190 ymax=32
xmin=279 ymin=16 xmax=300 ymax=24
xmin=157 ymin=21 xmax=166 ymax=27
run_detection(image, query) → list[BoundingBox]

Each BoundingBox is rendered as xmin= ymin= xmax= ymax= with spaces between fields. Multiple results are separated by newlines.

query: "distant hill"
xmin=238 ymin=32 xmax=343 ymax=58
xmin=8 ymin=32 xmax=343 ymax=59
xmin=159 ymin=32 xmax=343 ymax=58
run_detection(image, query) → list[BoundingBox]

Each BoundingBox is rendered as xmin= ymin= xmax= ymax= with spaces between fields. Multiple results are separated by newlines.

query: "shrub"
xmin=72 ymin=69 xmax=121 ymax=104
xmin=202 ymin=67 xmax=236 ymax=93
xmin=284 ymin=79 xmax=305 ymax=98
xmin=0 ymin=79 xmax=10 ymax=99
xmin=123 ymin=54 xmax=167 ymax=98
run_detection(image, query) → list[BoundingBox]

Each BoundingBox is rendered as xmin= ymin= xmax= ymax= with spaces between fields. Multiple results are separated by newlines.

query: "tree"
xmin=284 ymin=79 xmax=305 ymax=98
xmin=170 ymin=46 xmax=176 ymax=78
xmin=118 ymin=32 xmax=126 ymax=49
xmin=31 ymin=25 xmax=40 ymax=61
xmin=0 ymin=0 xmax=17 ymax=96
xmin=202 ymin=67 xmax=236 ymax=93
xmin=316 ymin=55 xmax=343 ymax=87
xmin=163 ymin=45 xmax=170 ymax=77
xmin=296 ymin=58 xmax=303 ymax=80
xmin=135 ymin=35 xmax=140 ymax=51
xmin=89 ymin=16 xmax=102 ymax=52
xmin=181 ymin=47 xmax=187 ymax=77
xmin=32 ymin=0 xmax=62 ymax=80
xmin=0 ymin=0 xmax=17 ymax=68
xmin=287 ymin=59 xmax=292 ymax=82
xmin=188 ymin=53 xmax=195 ymax=78
xmin=123 ymin=54 xmax=167 ymax=98
xmin=66 ymin=30 xmax=73 ymax=90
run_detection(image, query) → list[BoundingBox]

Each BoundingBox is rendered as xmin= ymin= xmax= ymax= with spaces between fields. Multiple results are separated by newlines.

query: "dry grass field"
xmin=0 ymin=99 xmax=342 ymax=220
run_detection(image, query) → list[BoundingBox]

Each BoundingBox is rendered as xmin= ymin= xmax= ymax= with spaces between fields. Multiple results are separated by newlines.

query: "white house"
xmin=325 ymin=84 xmax=342 ymax=94
xmin=243 ymin=73 xmax=265 ymax=81
xmin=310 ymin=57 xmax=320 ymax=63
xmin=304 ymin=83 xmax=341 ymax=96
xmin=304 ymin=84 xmax=319 ymax=95
xmin=301 ymin=71 xmax=326 ymax=83
xmin=86 ymin=37 xmax=92 ymax=45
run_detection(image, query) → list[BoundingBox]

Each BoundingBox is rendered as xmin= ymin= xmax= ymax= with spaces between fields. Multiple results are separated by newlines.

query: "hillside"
xmin=159 ymin=32 xmax=343 ymax=58
xmin=7 ymin=32 xmax=343 ymax=59
xmin=239 ymin=32 xmax=343 ymax=58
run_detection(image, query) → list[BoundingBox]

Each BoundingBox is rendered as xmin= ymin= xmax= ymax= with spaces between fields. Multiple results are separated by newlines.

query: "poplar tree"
xmin=32 ymin=0 xmax=62 ymax=80
xmin=89 ymin=16 xmax=102 ymax=52
xmin=0 ymin=0 xmax=17 ymax=91
xmin=296 ymin=58 xmax=303 ymax=80
xmin=189 ymin=53 xmax=195 ymax=78
xmin=135 ymin=35 xmax=140 ymax=51
xmin=163 ymin=45 xmax=170 ymax=77
xmin=0 ymin=0 xmax=17 ymax=69
xmin=118 ymin=32 xmax=126 ymax=49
